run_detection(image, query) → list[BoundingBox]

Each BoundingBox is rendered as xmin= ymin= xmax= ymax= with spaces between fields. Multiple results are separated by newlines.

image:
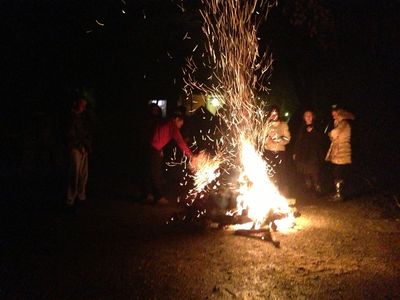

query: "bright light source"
xmin=284 ymin=112 xmax=289 ymax=117
xmin=210 ymin=97 xmax=220 ymax=107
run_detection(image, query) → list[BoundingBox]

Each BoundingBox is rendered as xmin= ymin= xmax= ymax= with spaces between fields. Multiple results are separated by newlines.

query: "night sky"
xmin=1 ymin=0 xmax=399 ymax=187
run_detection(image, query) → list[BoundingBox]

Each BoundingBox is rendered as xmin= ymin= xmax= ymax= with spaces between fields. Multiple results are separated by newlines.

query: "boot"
xmin=331 ymin=179 xmax=344 ymax=201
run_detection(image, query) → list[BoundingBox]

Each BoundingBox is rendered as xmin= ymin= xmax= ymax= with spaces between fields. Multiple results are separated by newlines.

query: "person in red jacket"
xmin=147 ymin=109 xmax=193 ymax=205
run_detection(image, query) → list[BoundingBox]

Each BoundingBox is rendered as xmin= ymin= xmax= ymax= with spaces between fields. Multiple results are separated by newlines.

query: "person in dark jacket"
xmin=293 ymin=110 xmax=326 ymax=195
xmin=140 ymin=103 xmax=163 ymax=201
xmin=66 ymin=98 xmax=92 ymax=207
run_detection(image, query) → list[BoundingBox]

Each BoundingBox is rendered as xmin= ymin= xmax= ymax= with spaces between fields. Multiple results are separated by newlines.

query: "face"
xmin=303 ymin=111 xmax=313 ymax=125
xmin=270 ymin=110 xmax=279 ymax=121
xmin=174 ymin=117 xmax=184 ymax=129
xmin=331 ymin=110 xmax=339 ymax=121
xmin=75 ymin=99 xmax=87 ymax=113
xmin=150 ymin=105 xmax=161 ymax=116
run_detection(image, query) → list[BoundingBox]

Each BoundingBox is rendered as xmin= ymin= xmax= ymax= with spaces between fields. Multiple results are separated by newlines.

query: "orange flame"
xmin=236 ymin=138 xmax=294 ymax=230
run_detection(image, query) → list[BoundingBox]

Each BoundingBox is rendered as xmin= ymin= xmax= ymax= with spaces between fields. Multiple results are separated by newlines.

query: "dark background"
xmin=1 ymin=0 xmax=399 ymax=201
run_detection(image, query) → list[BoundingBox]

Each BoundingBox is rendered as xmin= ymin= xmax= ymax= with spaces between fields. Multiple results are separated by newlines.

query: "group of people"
xmin=265 ymin=104 xmax=355 ymax=201
xmin=64 ymin=97 xmax=355 ymax=210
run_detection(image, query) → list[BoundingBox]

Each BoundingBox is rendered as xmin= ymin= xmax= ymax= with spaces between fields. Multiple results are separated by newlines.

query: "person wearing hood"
xmin=325 ymin=106 xmax=355 ymax=201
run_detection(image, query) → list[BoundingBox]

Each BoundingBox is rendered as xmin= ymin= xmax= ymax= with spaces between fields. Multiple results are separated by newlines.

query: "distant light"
xmin=210 ymin=97 xmax=220 ymax=107
xmin=284 ymin=112 xmax=289 ymax=117
xmin=122 ymin=10 xmax=126 ymax=14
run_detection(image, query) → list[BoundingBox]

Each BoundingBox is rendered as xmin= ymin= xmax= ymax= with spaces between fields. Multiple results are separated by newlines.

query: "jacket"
xmin=151 ymin=119 xmax=192 ymax=157
xmin=67 ymin=111 xmax=92 ymax=152
xmin=264 ymin=121 xmax=291 ymax=152
xmin=325 ymin=119 xmax=351 ymax=165
xmin=293 ymin=124 xmax=326 ymax=164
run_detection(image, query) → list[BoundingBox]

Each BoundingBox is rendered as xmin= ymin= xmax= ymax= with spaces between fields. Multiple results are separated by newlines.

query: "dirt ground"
xmin=2 ymin=182 xmax=400 ymax=299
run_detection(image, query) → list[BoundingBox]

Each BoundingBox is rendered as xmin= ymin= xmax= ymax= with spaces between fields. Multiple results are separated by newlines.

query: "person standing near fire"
xmin=325 ymin=105 xmax=355 ymax=201
xmin=66 ymin=97 xmax=92 ymax=209
xmin=140 ymin=103 xmax=163 ymax=201
xmin=293 ymin=110 xmax=327 ymax=196
xmin=147 ymin=107 xmax=195 ymax=205
xmin=263 ymin=104 xmax=291 ymax=196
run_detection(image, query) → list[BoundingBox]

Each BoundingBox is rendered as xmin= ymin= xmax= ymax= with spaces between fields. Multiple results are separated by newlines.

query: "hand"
xmin=189 ymin=154 xmax=199 ymax=171
xmin=189 ymin=151 xmax=207 ymax=172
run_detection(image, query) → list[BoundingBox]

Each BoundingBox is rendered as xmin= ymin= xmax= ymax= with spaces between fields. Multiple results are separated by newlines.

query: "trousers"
xmin=67 ymin=148 xmax=88 ymax=205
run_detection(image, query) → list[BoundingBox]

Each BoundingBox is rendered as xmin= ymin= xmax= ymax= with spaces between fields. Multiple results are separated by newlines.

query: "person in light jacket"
xmin=263 ymin=105 xmax=291 ymax=196
xmin=325 ymin=106 xmax=355 ymax=201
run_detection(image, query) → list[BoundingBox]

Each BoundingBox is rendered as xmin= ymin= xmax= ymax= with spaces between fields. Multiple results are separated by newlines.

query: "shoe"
xmin=157 ymin=197 xmax=169 ymax=205
xmin=329 ymin=194 xmax=342 ymax=202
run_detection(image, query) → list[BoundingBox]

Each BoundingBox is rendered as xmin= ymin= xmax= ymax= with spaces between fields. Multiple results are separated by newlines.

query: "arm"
xmin=172 ymin=126 xmax=193 ymax=158
xmin=329 ymin=120 xmax=348 ymax=141
xmin=279 ymin=122 xmax=291 ymax=146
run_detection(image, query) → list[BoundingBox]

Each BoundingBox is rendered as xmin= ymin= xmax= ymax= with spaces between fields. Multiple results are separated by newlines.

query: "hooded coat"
xmin=325 ymin=119 xmax=352 ymax=165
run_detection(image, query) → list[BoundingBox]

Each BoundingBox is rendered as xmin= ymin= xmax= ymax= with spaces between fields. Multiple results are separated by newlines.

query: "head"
xmin=149 ymin=103 xmax=162 ymax=117
xmin=73 ymin=98 xmax=87 ymax=113
xmin=172 ymin=115 xmax=184 ymax=129
xmin=333 ymin=108 xmax=355 ymax=121
xmin=268 ymin=105 xmax=280 ymax=121
xmin=174 ymin=105 xmax=186 ymax=117
xmin=303 ymin=110 xmax=314 ymax=125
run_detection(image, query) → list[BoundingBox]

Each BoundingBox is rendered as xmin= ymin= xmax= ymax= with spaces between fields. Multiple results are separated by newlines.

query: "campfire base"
xmin=234 ymin=227 xmax=280 ymax=247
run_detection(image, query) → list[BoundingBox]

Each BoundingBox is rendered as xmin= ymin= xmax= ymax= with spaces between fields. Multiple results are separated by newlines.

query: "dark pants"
xmin=149 ymin=148 xmax=165 ymax=201
xmin=332 ymin=164 xmax=350 ymax=182
xmin=296 ymin=161 xmax=321 ymax=189
xmin=264 ymin=150 xmax=289 ymax=196
xmin=67 ymin=148 xmax=88 ymax=205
